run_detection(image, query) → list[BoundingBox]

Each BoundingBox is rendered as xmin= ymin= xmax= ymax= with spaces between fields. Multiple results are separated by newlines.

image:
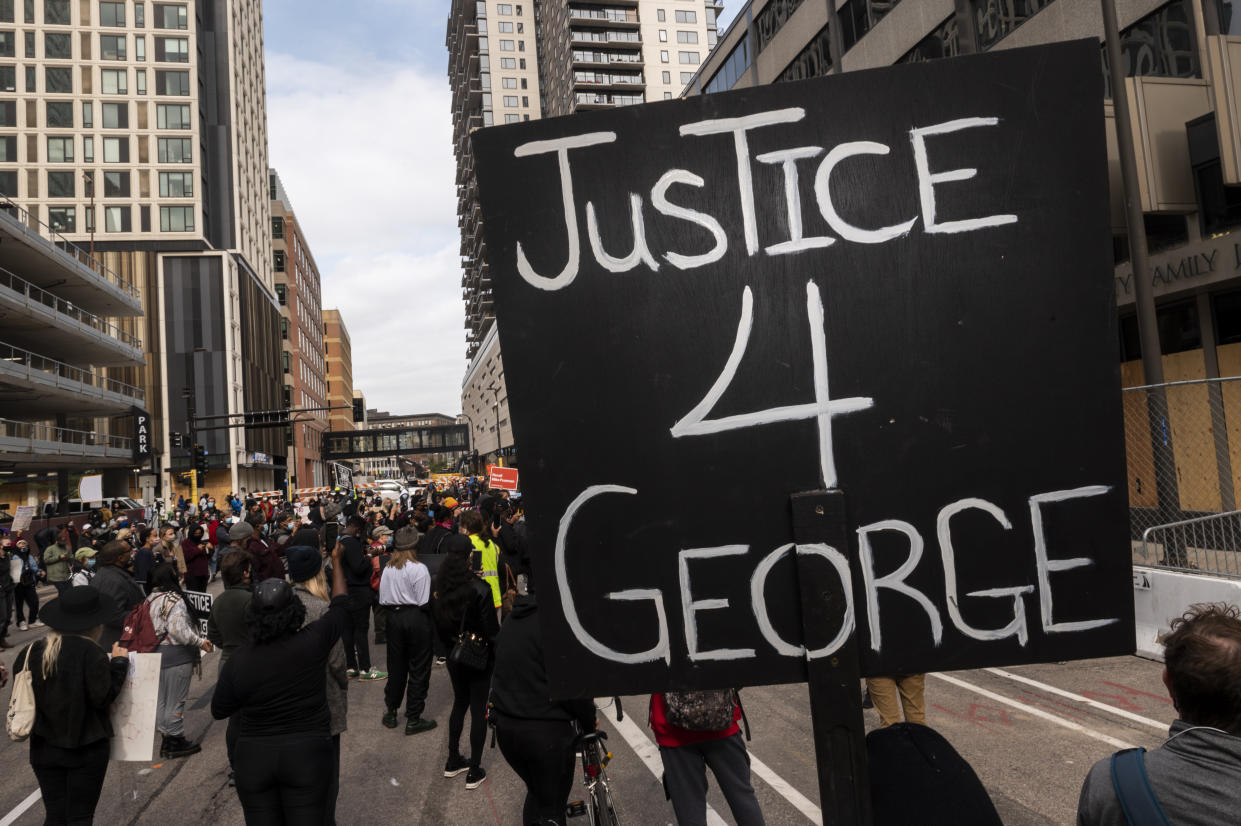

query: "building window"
xmin=46 ymin=169 xmax=73 ymax=197
xmin=155 ymin=68 xmax=189 ymax=94
xmin=45 ymin=65 xmax=71 ymax=91
xmin=1102 ymin=0 xmax=1200 ymax=99
xmin=46 ymin=135 xmax=72 ymax=162
xmin=134 ymin=1 xmax=143 ymax=26
xmin=47 ymin=206 xmax=74 ymax=232
xmin=0 ymin=0 xmax=11 ymax=22
xmin=102 ymin=135 xmax=128 ymax=162
xmin=974 ymin=0 xmax=1047 ymax=51
xmin=159 ymin=204 xmax=193 ymax=231
xmin=276 ymin=283 xmax=286 ymax=304
xmin=660 ymin=49 xmax=668 ymax=62
xmin=100 ymin=34 xmax=126 ymax=59
xmin=680 ymin=71 xmax=695 ymax=83
xmin=282 ymin=351 xmax=290 ymax=373
xmin=101 ymin=101 xmax=127 ymax=128
xmin=43 ymin=0 xmax=69 ymax=25
xmin=776 ymin=23 xmax=830 ymax=83
xmin=500 ymin=39 xmax=513 ymax=50
xmin=45 ymin=100 xmax=72 ymax=126
xmin=82 ymin=135 xmax=92 ymax=161
xmin=83 ymin=206 xmax=94 ymax=232
xmin=81 ymin=101 xmax=92 ymax=127
xmin=518 ymin=39 xmax=525 ymax=50
xmin=898 ymin=14 xmax=961 ymax=64
xmin=677 ymin=30 xmax=698 ymax=43
xmin=678 ymin=51 xmax=699 ymax=64
xmin=1213 ymin=290 xmax=1241 ymax=345
xmin=156 ymin=102 xmax=190 ymax=128
xmin=103 ymin=169 xmax=129 ymax=196
xmin=154 ymin=35 xmax=188 ymax=62
xmin=135 ymin=68 xmax=145 ymax=94
xmin=504 ymin=113 xmax=519 ymax=123
xmin=272 ymin=216 xmax=283 ymax=238
xmin=21 ymin=30 xmax=30 ymax=56
xmin=502 ymin=76 xmax=516 ymax=88
xmin=0 ymin=169 xmax=16 ymax=195
xmin=659 ymin=29 xmax=667 ymax=41
xmin=104 ymin=205 xmax=131 ymax=232
xmin=156 ymin=136 xmax=191 ymax=162
xmin=157 ymin=170 xmax=192 ymax=196
xmin=657 ymin=8 xmax=665 ymax=21
xmin=676 ymin=9 xmax=696 ymax=22
xmin=502 ymin=94 xmax=517 ymax=106
xmin=497 ymin=2 xmax=511 ymax=12
xmin=101 ymin=68 xmax=127 ymax=93
xmin=281 ymin=317 xmax=288 ymax=340
xmin=134 ymin=36 xmax=145 ymax=60
xmin=498 ymin=20 xmax=512 ymax=32
xmin=274 ymin=250 xmax=285 ymax=271
xmin=153 ymin=3 xmax=187 ymax=29
xmin=0 ymin=30 xmax=13 ymax=57
xmin=0 ymin=134 xmax=14 ymax=162
xmin=0 ymin=99 xmax=12 ymax=125
xmin=0 ymin=63 xmax=11 ymax=91
xmin=99 ymin=1 xmax=124 ymax=26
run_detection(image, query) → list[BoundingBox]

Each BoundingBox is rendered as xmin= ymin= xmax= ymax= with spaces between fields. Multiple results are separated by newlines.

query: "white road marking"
xmin=0 ymin=789 xmax=41 ymax=826
xmin=747 ymin=752 xmax=822 ymax=824
xmin=983 ymin=668 xmax=1169 ymax=732
xmin=606 ymin=709 xmax=729 ymax=826
xmin=930 ymin=673 xmax=1139 ymax=750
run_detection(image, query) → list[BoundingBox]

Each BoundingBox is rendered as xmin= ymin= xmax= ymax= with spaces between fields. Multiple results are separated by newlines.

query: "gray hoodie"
xmin=1077 ymin=720 xmax=1241 ymax=826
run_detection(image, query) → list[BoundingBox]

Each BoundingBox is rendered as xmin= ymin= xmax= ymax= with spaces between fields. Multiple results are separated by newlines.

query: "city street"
xmin=0 ymin=583 xmax=1175 ymax=826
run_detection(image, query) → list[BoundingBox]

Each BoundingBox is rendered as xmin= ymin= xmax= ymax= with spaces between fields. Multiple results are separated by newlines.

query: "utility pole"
xmin=183 ymin=387 xmax=197 ymax=507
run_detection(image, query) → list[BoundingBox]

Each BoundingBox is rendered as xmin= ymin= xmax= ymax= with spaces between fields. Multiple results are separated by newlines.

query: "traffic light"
xmin=193 ymin=443 xmax=208 ymax=475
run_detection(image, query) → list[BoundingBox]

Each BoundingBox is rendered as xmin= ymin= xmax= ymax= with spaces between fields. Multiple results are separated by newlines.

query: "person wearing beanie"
xmin=287 ymin=544 xmax=349 ymax=823
xmin=379 ymin=528 xmax=436 ymax=736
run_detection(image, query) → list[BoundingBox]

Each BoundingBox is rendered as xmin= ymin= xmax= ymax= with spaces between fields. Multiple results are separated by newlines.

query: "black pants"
xmin=384 ymin=606 xmax=433 ymax=718
xmin=341 ymin=587 xmax=372 ymax=672
xmin=325 ymin=734 xmax=340 ymax=826
xmin=14 ymin=583 xmax=38 ymax=624
xmin=372 ymin=603 xmax=387 ymax=643
xmin=234 ymin=732 xmax=333 ymax=826
xmin=446 ymin=658 xmax=492 ymax=768
xmin=30 ymin=735 xmax=110 ymax=825
xmin=0 ymin=587 xmax=12 ymax=639
xmin=185 ymin=574 xmax=208 ymax=593
xmin=496 ymin=715 xmax=578 ymax=826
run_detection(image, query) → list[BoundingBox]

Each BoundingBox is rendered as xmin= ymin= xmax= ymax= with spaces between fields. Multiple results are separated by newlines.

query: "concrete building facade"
xmin=460 ymin=321 xmax=511 ymax=467
xmin=270 ymin=168 xmax=327 ymax=489
xmin=0 ymin=0 xmax=280 ymax=501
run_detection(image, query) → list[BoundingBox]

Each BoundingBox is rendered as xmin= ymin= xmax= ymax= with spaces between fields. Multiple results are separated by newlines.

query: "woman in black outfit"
xmin=492 ymin=591 xmax=596 ymax=826
xmin=432 ymin=536 xmax=500 ymax=790
xmin=14 ymin=586 xmax=129 ymax=825
xmin=211 ymin=543 xmax=348 ymax=826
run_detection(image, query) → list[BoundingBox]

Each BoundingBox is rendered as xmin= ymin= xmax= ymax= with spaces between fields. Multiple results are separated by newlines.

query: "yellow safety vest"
xmin=470 ymin=533 xmax=502 ymax=609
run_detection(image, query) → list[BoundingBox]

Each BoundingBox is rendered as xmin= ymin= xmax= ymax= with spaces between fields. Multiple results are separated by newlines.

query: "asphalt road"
xmin=0 ymin=584 xmax=1175 ymax=825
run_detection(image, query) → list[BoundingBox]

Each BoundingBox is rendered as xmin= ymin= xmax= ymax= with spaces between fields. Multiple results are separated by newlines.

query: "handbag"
xmin=500 ymin=563 xmax=518 ymax=617
xmin=448 ymin=605 xmax=490 ymax=672
xmin=7 ymin=643 xmax=38 ymax=741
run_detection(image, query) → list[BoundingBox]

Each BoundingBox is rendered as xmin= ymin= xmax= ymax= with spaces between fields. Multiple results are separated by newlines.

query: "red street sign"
xmin=489 ymin=466 xmax=519 ymax=491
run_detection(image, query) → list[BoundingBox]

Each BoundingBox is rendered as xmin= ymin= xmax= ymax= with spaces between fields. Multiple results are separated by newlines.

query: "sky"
xmin=260 ymin=0 xmax=738 ymax=418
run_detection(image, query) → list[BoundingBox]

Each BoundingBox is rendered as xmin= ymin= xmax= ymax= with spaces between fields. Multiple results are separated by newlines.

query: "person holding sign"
xmin=147 ymin=563 xmax=214 ymax=759
xmin=12 ymin=586 xmax=129 ymax=825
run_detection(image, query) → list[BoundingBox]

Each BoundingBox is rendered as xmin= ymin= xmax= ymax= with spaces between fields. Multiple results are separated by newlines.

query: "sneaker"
xmin=465 ymin=766 xmax=487 ymax=789
xmin=346 ymin=669 xmax=358 ymax=679
xmin=163 ymin=735 xmax=201 ymax=759
xmin=358 ymin=668 xmax=388 ymax=682
xmin=17 ymin=622 xmax=27 ymax=631
xmin=405 ymin=717 xmax=437 ymax=736
xmin=382 ymin=709 xmax=398 ymax=729
xmin=29 ymin=620 xmax=43 ymax=628
xmin=443 ymin=755 xmax=470 ymax=778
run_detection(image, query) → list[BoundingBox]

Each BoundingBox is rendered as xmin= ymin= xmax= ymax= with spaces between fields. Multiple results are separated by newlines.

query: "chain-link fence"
xmin=1123 ymin=377 xmax=1241 ymax=577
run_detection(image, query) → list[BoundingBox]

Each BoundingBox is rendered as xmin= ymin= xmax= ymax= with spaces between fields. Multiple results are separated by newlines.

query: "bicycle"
xmin=567 ymin=697 xmax=623 ymax=826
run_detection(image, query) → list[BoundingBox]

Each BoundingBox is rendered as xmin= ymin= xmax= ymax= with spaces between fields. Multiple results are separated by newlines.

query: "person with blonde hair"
xmin=13 ymin=586 xmax=129 ymax=824
xmin=380 ymin=527 xmax=437 ymax=735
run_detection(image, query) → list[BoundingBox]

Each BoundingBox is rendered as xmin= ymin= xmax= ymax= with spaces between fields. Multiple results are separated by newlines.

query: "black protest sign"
xmin=472 ymin=40 xmax=1132 ymax=699
xmin=183 ymin=590 xmax=213 ymax=637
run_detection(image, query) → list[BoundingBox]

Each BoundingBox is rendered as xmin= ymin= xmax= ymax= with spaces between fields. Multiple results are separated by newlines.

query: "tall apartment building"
xmin=323 ymin=308 xmax=355 ymax=434
xmin=537 ymin=0 xmax=719 ymax=116
xmin=0 ymin=197 xmax=145 ymax=508
xmin=0 ymin=0 xmax=280 ymax=499
xmin=687 ymin=0 xmax=1241 ymax=518
xmin=270 ymin=169 xmax=327 ymax=489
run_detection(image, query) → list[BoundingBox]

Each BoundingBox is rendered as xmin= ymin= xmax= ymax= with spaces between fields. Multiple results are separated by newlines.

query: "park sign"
xmin=472 ymin=40 xmax=1133 ymax=699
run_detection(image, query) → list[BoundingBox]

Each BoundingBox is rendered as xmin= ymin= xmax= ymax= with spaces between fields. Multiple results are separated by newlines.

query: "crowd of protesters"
xmin=2 ymin=476 xmax=1239 ymax=826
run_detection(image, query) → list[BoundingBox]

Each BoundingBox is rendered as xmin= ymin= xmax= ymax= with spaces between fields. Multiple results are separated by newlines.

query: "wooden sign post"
xmin=473 ymin=39 xmax=1133 ymax=823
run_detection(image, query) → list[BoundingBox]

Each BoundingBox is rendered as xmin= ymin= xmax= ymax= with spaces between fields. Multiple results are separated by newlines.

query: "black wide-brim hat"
xmin=39 ymin=585 xmax=122 ymax=633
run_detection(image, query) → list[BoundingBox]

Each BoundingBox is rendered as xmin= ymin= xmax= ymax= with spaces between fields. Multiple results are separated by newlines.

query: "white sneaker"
xmin=17 ymin=622 xmax=27 ymax=631
xmin=30 ymin=621 xmax=44 ymax=628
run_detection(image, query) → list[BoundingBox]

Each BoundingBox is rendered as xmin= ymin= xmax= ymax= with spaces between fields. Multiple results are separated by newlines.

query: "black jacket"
xmin=432 ymin=577 xmax=500 ymax=652
xmin=15 ymin=637 xmax=128 ymax=749
xmin=491 ymin=595 xmax=594 ymax=727
xmin=340 ymin=533 xmax=371 ymax=588
xmin=92 ymin=564 xmax=144 ymax=649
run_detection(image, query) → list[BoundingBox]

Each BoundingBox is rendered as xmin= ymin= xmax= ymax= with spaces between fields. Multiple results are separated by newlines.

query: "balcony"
xmin=570 ymin=29 xmax=642 ymax=48
xmin=0 ymin=340 xmax=145 ymax=417
xmin=0 ymin=265 xmax=144 ymax=367
xmin=0 ymin=418 xmax=134 ymax=471
xmin=568 ymin=7 xmax=640 ymax=27
xmin=575 ymin=91 xmax=645 ymax=109
xmin=0 ymin=198 xmax=142 ymax=317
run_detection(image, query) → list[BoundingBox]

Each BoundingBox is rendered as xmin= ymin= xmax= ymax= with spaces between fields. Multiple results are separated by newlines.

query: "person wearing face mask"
xmin=370 ymin=526 xmax=394 ymax=646
xmin=92 ymin=540 xmax=146 ymax=649
xmin=133 ymin=528 xmax=157 ymax=594
xmin=70 ymin=548 xmax=98 ymax=586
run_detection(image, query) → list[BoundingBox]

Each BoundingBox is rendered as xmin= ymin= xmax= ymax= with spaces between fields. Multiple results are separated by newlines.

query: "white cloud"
xmin=265 ymin=50 xmax=469 ymax=416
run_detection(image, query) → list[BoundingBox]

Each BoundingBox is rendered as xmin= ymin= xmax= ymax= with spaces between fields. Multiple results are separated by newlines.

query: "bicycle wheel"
xmin=590 ymin=780 xmax=621 ymax=826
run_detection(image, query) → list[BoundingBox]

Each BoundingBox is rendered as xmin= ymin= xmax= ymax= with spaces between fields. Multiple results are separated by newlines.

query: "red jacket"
xmin=181 ymin=537 xmax=210 ymax=578
xmin=649 ymin=693 xmax=740 ymax=748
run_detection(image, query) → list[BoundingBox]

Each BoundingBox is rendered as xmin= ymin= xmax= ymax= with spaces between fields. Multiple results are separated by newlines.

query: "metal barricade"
xmin=1140 ymin=511 xmax=1241 ymax=578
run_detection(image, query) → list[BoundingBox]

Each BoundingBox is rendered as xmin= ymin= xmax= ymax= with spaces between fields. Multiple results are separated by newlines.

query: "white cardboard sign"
xmin=109 ymin=653 xmax=160 ymax=762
